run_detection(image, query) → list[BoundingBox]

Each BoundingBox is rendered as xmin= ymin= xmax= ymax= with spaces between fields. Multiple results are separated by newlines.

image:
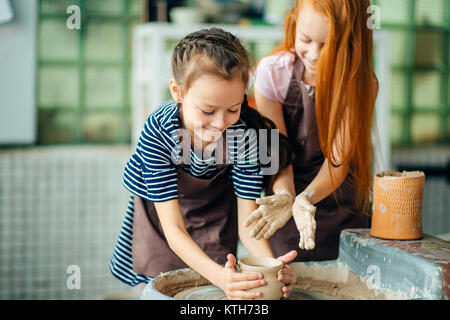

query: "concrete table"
xmin=338 ymin=229 xmax=449 ymax=299
xmin=141 ymin=228 xmax=450 ymax=300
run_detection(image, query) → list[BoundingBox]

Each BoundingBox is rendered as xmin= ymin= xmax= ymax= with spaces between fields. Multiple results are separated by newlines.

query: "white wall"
xmin=0 ymin=0 xmax=37 ymax=144
xmin=0 ymin=146 xmax=134 ymax=299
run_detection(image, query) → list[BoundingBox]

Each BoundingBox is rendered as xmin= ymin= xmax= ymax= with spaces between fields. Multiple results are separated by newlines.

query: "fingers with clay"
xmin=292 ymin=191 xmax=317 ymax=250
xmin=276 ymin=250 xmax=297 ymax=298
xmin=278 ymin=264 xmax=296 ymax=298
xmin=244 ymin=190 xmax=295 ymax=240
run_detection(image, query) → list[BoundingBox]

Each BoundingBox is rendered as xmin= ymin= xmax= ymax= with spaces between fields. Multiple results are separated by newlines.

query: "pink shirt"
xmin=253 ymin=51 xmax=297 ymax=104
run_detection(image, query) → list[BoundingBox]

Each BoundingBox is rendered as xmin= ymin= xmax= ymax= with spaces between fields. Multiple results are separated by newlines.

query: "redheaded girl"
xmin=245 ymin=0 xmax=378 ymax=261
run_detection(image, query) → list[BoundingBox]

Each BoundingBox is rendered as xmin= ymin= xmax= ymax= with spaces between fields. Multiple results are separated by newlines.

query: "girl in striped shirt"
xmin=110 ymin=28 xmax=296 ymax=299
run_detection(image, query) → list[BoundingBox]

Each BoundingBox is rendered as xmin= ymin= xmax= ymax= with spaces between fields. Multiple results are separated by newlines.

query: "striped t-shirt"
xmin=122 ymin=99 xmax=264 ymax=201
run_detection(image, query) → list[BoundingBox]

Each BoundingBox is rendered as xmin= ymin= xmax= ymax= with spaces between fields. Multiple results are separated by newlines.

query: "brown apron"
xmin=268 ymin=57 xmax=369 ymax=261
xmin=131 ymin=139 xmax=238 ymax=277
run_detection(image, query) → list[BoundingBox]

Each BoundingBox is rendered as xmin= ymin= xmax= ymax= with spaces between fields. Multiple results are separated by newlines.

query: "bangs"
xmin=180 ymin=56 xmax=249 ymax=94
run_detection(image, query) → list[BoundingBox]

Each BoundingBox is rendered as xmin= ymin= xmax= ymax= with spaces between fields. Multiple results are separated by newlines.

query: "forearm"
xmin=239 ymin=228 xmax=274 ymax=258
xmin=303 ymin=158 xmax=349 ymax=205
xmin=302 ymin=106 xmax=353 ymax=205
xmin=272 ymin=165 xmax=296 ymax=197
xmin=238 ymin=198 xmax=274 ymax=258
xmin=154 ymin=200 xmax=224 ymax=287
xmin=164 ymin=224 xmax=224 ymax=286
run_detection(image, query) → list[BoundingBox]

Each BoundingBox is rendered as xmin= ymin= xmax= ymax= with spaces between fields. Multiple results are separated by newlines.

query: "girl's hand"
xmin=276 ymin=250 xmax=298 ymax=298
xmin=292 ymin=192 xmax=317 ymax=250
xmin=219 ymin=254 xmax=266 ymax=300
xmin=243 ymin=190 xmax=295 ymax=240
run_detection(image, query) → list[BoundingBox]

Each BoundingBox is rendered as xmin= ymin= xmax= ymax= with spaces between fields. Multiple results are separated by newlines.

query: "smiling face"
xmin=169 ymin=73 xmax=245 ymax=149
xmin=294 ymin=1 xmax=329 ymax=83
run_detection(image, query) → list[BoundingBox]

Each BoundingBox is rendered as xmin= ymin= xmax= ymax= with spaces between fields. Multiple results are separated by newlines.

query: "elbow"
xmin=238 ymin=223 xmax=254 ymax=246
xmin=326 ymin=160 xmax=350 ymax=192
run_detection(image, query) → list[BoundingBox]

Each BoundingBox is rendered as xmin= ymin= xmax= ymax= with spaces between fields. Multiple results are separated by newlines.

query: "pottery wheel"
xmin=174 ymin=285 xmax=336 ymax=300
xmin=174 ymin=285 xmax=227 ymax=300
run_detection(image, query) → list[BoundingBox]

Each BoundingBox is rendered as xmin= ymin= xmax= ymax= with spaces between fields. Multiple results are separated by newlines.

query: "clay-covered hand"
xmin=292 ymin=191 xmax=317 ymax=250
xmin=220 ymin=254 xmax=266 ymax=300
xmin=276 ymin=250 xmax=298 ymax=298
xmin=243 ymin=190 xmax=295 ymax=240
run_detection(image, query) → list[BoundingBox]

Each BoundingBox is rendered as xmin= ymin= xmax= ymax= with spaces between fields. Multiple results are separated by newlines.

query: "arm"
xmin=255 ymin=88 xmax=350 ymax=203
xmin=154 ymin=200 xmax=223 ymax=283
xmin=238 ymin=198 xmax=274 ymax=257
xmin=292 ymin=106 xmax=352 ymax=250
xmin=302 ymin=158 xmax=349 ymax=205
xmin=242 ymin=90 xmax=297 ymax=241
xmin=253 ymin=88 xmax=349 ymax=252
xmin=302 ymin=106 xmax=352 ymax=204
xmin=254 ymin=89 xmax=295 ymax=197
xmin=154 ymin=199 xmax=264 ymax=299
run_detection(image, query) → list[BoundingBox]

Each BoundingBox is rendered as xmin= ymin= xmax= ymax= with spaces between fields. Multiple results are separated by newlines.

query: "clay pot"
xmin=370 ymin=171 xmax=425 ymax=240
xmin=237 ymin=256 xmax=283 ymax=300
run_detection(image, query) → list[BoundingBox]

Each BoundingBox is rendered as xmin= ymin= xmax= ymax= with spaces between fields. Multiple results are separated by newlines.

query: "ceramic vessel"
xmin=370 ymin=170 xmax=425 ymax=240
xmin=237 ymin=256 xmax=283 ymax=300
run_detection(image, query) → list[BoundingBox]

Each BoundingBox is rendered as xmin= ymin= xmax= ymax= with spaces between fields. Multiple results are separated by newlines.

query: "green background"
xmin=37 ymin=0 xmax=449 ymax=146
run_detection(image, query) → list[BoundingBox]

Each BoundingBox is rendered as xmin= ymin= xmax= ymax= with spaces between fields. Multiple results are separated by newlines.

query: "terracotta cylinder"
xmin=370 ymin=171 xmax=425 ymax=240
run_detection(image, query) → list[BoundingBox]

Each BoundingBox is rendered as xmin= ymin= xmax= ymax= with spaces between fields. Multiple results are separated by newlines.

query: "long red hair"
xmin=268 ymin=0 xmax=378 ymax=213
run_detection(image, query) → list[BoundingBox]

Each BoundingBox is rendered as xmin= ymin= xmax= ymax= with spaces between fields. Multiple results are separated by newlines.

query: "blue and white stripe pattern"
xmin=122 ymin=99 xmax=263 ymax=202
xmin=110 ymin=100 xmax=263 ymax=286
xmin=109 ymin=196 xmax=153 ymax=286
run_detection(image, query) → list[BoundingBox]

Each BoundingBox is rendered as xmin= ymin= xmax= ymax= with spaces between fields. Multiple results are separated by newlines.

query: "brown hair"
xmin=172 ymin=28 xmax=292 ymax=187
xmin=172 ymin=27 xmax=249 ymax=94
xmin=268 ymin=0 xmax=378 ymax=212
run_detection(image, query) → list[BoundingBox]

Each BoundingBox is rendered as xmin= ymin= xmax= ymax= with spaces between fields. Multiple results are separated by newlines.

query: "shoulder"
xmin=256 ymin=51 xmax=296 ymax=77
xmin=254 ymin=51 xmax=296 ymax=103
xmin=146 ymin=99 xmax=178 ymax=131
xmin=138 ymin=99 xmax=179 ymax=153
xmin=142 ymin=100 xmax=179 ymax=140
